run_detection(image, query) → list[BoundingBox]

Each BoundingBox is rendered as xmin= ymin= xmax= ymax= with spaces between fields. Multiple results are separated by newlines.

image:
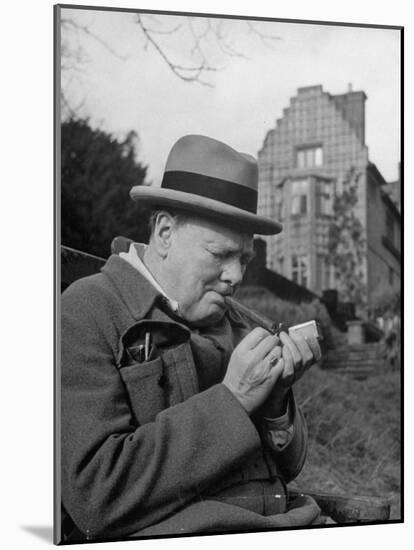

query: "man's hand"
xmin=260 ymin=330 xmax=322 ymax=418
xmin=222 ymin=327 xmax=285 ymax=415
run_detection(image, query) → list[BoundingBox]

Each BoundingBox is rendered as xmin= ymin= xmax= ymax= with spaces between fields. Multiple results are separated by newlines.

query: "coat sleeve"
xmin=61 ymin=282 xmax=261 ymax=539
xmin=260 ymin=391 xmax=308 ymax=482
xmin=226 ymin=308 xmax=308 ymax=484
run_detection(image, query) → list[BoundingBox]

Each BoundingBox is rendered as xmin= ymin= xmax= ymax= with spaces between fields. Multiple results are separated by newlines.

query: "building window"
xmin=296 ymin=145 xmax=323 ymax=168
xmin=290 ymin=178 xmax=309 ymax=216
xmin=315 ymin=180 xmax=332 ymax=216
xmin=386 ymin=209 xmax=394 ymax=244
xmin=316 ymin=255 xmax=332 ymax=291
xmin=324 ymin=260 xmax=331 ymax=290
xmin=291 ymin=254 xmax=309 ymax=287
xmin=291 ymin=195 xmax=307 ymax=215
xmin=274 ymin=187 xmax=285 ymax=220
xmin=277 ymin=256 xmax=284 ymax=275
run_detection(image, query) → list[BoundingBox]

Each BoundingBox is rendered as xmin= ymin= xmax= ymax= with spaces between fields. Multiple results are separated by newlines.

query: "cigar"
xmin=225 ymin=296 xmax=322 ymax=341
xmin=225 ymin=296 xmax=278 ymax=334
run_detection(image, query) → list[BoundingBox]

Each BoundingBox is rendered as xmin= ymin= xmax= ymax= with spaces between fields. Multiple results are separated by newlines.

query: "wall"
xmin=366 ymin=167 xmax=401 ymax=305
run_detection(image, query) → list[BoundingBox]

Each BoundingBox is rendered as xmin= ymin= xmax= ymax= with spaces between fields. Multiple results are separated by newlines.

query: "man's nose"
xmin=221 ymin=259 xmax=244 ymax=287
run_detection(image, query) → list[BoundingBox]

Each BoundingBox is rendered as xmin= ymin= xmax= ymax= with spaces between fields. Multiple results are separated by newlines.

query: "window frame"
xmin=295 ymin=144 xmax=323 ymax=169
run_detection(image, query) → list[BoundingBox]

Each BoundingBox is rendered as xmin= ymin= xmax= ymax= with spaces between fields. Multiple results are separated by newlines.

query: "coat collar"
xmin=101 ymin=255 xmax=163 ymax=321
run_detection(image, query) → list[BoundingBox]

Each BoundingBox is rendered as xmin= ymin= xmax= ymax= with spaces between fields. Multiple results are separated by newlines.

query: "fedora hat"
xmin=130 ymin=134 xmax=282 ymax=235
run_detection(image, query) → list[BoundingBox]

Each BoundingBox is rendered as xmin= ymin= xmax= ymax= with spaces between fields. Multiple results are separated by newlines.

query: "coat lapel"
xmin=101 ymin=255 xmax=161 ymax=321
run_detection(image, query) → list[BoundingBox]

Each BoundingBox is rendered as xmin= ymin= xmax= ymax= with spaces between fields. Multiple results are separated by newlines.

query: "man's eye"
xmin=208 ymin=249 xmax=224 ymax=259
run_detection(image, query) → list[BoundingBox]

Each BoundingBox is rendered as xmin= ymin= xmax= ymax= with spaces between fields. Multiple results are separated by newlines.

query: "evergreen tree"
xmin=61 ymin=118 xmax=150 ymax=258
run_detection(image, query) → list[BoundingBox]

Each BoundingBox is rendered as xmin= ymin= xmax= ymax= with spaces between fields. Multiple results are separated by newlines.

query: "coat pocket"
xmin=118 ymin=357 xmax=165 ymax=425
xmin=117 ymin=320 xmax=199 ymax=425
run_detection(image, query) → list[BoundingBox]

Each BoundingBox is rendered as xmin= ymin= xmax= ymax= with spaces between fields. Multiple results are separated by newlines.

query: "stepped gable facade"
xmin=257 ymin=84 xmax=401 ymax=307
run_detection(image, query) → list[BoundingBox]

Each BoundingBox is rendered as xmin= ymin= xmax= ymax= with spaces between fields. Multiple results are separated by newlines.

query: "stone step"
xmin=324 ymin=368 xmax=382 ymax=376
xmin=324 ymin=357 xmax=385 ymax=365
xmin=324 ymin=353 xmax=382 ymax=363
xmin=327 ymin=347 xmax=380 ymax=356
xmin=324 ymin=356 xmax=381 ymax=364
xmin=349 ymin=342 xmax=381 ymax=349
xmin=321 ymin=343 xmax=384 ymax=379
xmin=325 ymin=348 xmax=381 ymax=361
xmin=325 ymin=362 xmax=381 ymax=370
xmin=325 ymin=360 xmax=379 ymax=366
xmin=327 ymin=366 xmax=375 ymax=380
xmin=332 ymin=344 xmax=381 ymax=354
xmin=325 ymin=362 xmax=382 ymax=371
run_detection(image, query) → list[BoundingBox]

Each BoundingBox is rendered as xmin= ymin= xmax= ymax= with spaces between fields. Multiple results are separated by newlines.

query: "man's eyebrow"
xmin=204 ymin=239 xmax=255 ymax=259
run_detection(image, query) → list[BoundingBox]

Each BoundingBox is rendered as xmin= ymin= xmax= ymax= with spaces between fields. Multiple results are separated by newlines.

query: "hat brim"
xmin=130 ymin=186 xmax=282 ymax=235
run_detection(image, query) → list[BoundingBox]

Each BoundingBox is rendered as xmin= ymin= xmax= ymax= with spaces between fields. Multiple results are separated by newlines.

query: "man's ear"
xmin=152 ymin=211 xmax=176 ymax=258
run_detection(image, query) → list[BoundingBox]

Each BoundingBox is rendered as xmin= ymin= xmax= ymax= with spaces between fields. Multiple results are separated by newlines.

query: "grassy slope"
xmin=294 ymin=366 xmax=401 ymax=519
xmin=235 ymin=286 xmax=402 ymax=519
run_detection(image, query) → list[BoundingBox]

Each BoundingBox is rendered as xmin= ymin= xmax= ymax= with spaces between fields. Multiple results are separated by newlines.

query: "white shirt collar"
xmin=119 ymin=243 xmax=179 ymax=312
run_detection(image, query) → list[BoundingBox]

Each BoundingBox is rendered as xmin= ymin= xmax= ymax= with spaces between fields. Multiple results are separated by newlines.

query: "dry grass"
xmin=293 ymin=366 xmax=401 ymax=519
xmin=236 ymin=286 xmax=402 ymax=520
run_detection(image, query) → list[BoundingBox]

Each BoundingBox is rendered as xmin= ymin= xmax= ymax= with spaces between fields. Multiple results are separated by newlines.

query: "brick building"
xmin=257 ymin=84 xmax=401 ymax=308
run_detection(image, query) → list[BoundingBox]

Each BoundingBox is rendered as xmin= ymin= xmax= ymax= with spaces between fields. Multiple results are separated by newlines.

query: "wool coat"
xmin=61 ymin=255 xmax=320 ymax=541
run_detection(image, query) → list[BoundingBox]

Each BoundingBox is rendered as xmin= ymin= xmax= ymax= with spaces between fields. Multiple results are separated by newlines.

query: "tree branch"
xmin=61 ymin=17 xmax=128 ymax=61
xmin=60 ymin=13 xmax=283 ymax=107
xmin=247 ymin=21 xmax=282 ymax=48
xmin=135 ymin=14 xmax=217 ymax=87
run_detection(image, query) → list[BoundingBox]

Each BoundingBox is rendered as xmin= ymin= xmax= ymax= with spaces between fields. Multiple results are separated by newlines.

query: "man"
xmin=61 ymin=135 xmax=322 ymax=541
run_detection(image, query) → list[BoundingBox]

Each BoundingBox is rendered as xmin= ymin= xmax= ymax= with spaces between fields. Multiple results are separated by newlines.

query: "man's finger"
xmin=263 ymin=345 xmax=282 ymax=368
xmin=240 ymin=327 xmax=271 ymax=350
xmin=282 ymin=345 xmax=295 ymax=378
xmin=279 ymin=331 xmax=302 ymax=366
xmin=253 ymin=334 xmax=280 ymax=360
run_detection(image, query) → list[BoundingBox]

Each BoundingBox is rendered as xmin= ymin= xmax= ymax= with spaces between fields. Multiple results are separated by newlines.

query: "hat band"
xmin=161 ymin=171 xmax=258 ymax=214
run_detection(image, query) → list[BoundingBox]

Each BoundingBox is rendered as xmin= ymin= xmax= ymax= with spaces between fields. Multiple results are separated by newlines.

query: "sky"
xmin=61 ymin=8 xmax=401 ymax=185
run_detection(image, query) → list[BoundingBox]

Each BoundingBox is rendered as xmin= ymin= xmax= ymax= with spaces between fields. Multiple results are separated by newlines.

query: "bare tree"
xmin=60 ymin=11 xmax=281 ymax=115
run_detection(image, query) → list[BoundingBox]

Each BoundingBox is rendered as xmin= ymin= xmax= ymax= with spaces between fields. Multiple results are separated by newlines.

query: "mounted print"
xmin=54 ymin=3 xmax=402 ymax=545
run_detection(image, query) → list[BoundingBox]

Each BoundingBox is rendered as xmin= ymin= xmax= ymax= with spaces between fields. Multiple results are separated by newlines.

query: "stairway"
xmin=322 ymin=342 xmax=385 ymax=379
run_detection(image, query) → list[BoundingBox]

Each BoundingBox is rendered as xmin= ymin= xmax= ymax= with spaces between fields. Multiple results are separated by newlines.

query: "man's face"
xmin=163 ymin=217 xmax=254 ymax=326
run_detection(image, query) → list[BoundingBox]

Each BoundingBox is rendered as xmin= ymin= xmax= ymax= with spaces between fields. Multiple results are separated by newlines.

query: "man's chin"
xmin=190 ymin=304 xmax=226 ymax=327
